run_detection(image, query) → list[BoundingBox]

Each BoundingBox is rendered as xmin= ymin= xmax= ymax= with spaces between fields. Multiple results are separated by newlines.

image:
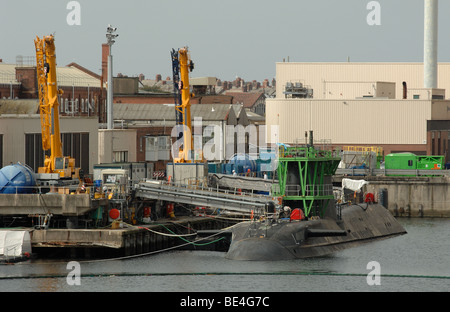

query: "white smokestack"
xmin=424 ymin=0 xmax=438 ymax=89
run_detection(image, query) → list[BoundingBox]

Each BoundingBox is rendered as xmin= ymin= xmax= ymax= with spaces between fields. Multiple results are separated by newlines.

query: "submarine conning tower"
xmin=274 ymin=133 xmax=341 ymax=219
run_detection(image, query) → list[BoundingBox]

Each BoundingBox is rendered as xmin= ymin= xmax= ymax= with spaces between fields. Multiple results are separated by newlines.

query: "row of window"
xmin=59 ymin=98 xmax=95 ymax=114
xmin=25 ymin=133 xmax=90 ymax=174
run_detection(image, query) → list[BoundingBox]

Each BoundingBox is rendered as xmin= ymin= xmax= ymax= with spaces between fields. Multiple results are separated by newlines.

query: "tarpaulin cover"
xmin=0 ymin=230 xmax=31 ymax=257
xmin=341 ymin=178 xmax=369 ymax=193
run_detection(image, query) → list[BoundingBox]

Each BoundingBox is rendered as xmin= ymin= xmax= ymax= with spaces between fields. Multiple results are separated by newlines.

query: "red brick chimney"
xmin=15 ymin=67 xmax=37 ymax=99
xmin=101 ymin=43 xmax=110 ymax=84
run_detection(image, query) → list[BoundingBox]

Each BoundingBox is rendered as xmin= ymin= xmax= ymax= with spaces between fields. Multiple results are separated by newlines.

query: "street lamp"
xmin=106 ymin=24 xmax=118 ymax=129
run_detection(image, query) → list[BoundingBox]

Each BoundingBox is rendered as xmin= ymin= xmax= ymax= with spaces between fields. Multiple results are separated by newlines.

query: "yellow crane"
xmin=34 ymin=35 xmax=80 ymax=180
xmin=171 ymin=47 xmax=203 ymax=163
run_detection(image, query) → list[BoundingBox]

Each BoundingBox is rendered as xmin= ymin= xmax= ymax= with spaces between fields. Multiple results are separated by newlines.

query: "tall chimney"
xmin=101 ymin=43 xmax=110 ymax=84
xmin=424 ymin=0 xmax=438 ymax=89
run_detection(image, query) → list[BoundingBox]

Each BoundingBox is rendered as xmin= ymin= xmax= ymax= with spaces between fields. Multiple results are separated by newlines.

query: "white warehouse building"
xmin=266 ymin=62 xmax=450 ymax=161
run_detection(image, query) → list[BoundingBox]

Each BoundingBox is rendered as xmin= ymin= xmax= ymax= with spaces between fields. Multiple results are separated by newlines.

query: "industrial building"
xmin=0 ymin=107 xmax=98 ymax=174
xmin=0 ymin=61 xmax=104 ymax=119
xmin=0 ymin=58 xmax=105 ymax=175
xmin=266 ymin=62 xmax=450 ymax=161
xmin=266 ymin=0 xmax=450 ymax=162
xmin=274 ymin=62 xmax=450 ymax=101
xmin=102 ymin=103 xmax=263 ymax=175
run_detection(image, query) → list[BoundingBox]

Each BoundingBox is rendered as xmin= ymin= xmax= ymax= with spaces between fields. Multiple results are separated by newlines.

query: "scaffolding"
xmin=342 ymin=146 xmax=384 ymax=169
xmin=275 ymin=145 xmax=340 ymax=218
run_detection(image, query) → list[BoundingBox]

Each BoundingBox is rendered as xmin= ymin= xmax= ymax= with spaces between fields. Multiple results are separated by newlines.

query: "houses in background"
xmin=0 ymin=56 xmax=271 ymax=177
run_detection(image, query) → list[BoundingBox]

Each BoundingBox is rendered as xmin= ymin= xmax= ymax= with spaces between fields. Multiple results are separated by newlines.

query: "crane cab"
xmin=54 ymin=156 xmax=72 ymax=177
xmin=39 ymin=156 xmax=79 ymax=180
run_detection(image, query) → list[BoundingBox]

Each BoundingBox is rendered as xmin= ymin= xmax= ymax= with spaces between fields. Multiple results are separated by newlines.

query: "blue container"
xmin=0 ymin=163 xmax=36 ymax=194
xmin=225 ymin=163 xmax=233 ymax=175
xmin=230 ymin=154 xmax=256 ymax=171
xmin=94 ymin=180 xmax=102 ymax=187
xmin=229 ymin=154 xmax=256 ymax=173
xmin=208 ymin=163 xmax=221 ymax=174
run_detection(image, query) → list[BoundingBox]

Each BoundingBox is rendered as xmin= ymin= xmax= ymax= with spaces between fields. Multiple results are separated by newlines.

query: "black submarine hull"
xmin=225 ymin=203 xmax=407 ymax=261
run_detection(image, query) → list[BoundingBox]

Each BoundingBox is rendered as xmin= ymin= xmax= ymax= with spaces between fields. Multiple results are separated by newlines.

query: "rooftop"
xmin=113 ymin=103 xmax=242 ymax=122
xmin=0 ymin=62 xmax=102 ymax=88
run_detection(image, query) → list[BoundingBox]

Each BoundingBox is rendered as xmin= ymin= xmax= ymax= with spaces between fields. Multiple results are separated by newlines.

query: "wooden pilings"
xmin=120 ymin=217 xmax=233 ymax=258
xmin=30 ymin=216 xmax=236 ymax=259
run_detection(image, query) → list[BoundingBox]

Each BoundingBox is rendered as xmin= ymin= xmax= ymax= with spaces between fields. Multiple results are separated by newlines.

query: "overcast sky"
xmin=1 ymin=0 xmax=449 ymax=82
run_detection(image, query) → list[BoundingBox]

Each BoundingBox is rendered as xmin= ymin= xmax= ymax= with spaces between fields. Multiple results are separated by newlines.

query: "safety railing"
xmin=284 ymin=184 xmax=334 ymax=197
xmin=140 ymin=178 xmax=274 ymax=202
xmin=335 ymin=168 xmax=450 ymax=177
xmin=279 ymin=146 xmax=340 ymax=159
xmin=0 ymin=185 xmax=90 ymax=195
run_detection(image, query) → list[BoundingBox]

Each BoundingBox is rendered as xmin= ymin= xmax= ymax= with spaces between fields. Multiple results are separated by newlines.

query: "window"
xmin=54 ymin=157 xmax=65 ymax=170
xmin=64 ymin=98 xmax=69 ymax=113
xmin=25 ymin=132 xmax=89 ymax=174
xmin=145 ymin=136 xmax=171 ymax=161
xmin=25 ymin=133 xmax=45 ymax=172
xmin=147 ymin=137 xmax=157 ymax=151
xmin=413 ymin=94 xmax=420 ymax=99
xmin=0 ymin=134 xmax=3 ymax=167
xmin=113 ymin=151 xmax=128 ymax=163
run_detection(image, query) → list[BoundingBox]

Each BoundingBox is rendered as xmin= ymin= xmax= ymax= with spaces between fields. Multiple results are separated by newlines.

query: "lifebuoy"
xmin=109 ymin=208 xmax=120 ymax=220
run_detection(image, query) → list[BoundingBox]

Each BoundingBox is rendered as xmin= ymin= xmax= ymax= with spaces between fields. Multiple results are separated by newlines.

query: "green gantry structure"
xmin=274 ymin=145 xmax=341 ymax=218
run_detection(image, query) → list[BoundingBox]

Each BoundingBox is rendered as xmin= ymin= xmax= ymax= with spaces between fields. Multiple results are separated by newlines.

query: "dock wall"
xmin=0 ymin=193 xmax=105 ymax=216
xmin=352 ymin=176 xmax=450 ymax=217
xmin=30 ymin=217 xmax=233 ymax=258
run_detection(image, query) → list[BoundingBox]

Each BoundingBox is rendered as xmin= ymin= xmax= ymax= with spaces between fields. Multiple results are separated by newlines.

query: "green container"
xmin=385 ymin=153 xmax=417 ymax=170
xmin=385 ymin=153 xmax=444 ymax=176
xmin=417 ymin=155 xmax=444 ymax=170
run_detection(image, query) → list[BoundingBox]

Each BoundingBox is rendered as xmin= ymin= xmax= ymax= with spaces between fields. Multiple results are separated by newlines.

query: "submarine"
xmin=225 ymin=202 xmax=406 ymax=260
xmin=224 ymin=137 xmax=407 ymax=261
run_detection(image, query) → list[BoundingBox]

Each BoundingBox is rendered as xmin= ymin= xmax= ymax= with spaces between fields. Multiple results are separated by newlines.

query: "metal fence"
xmin=335 ymin=168 xmax=450 ymax=177
xmin=285 ymin=184 xmax=333 ymax=197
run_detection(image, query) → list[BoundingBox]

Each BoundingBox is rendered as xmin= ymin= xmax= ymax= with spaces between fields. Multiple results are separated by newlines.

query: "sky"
xmin=1 ymin=0 xmax=450 ymax=83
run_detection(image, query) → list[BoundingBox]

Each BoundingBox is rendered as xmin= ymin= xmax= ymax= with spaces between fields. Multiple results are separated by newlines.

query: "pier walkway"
xmin=135 ymin=180 xmax=276 ymax=215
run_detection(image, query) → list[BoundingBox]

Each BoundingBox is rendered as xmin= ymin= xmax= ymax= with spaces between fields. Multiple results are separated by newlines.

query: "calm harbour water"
xmin=1 ymin=218 xmax=449 ymax=292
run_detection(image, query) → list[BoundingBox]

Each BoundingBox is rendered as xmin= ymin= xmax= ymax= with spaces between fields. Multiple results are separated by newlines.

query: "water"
xmin=1 ymin=218 xmax=449 ymax=293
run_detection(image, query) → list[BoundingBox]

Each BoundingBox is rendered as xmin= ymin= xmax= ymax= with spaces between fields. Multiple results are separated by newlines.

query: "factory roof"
xmin=0 ymin=64 xmax=21 ymax=85
xmin=0 ymin=62 xmax=102 ymax=88
xmin=0 ymin=99 xmax=39 ymax=115
xmin=113 ymin=103 xmax=244 ymax=124
xmin=227 ymin=91 xmax=265 ymax=108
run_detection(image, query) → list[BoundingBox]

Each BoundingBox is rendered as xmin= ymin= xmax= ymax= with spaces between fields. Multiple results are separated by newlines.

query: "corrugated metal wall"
xmin=276 ymin=62 xmax=450 ymax=100
xmin=266 ymin=99 xmax=432 ymax=145
xmin=0 ymin=116 xmax=98 ymax=173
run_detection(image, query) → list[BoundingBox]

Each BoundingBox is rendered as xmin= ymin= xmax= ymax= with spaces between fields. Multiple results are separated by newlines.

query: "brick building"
xmin=0 ymin=61 xmax=104 ymax=121
xmin=0 ymin=60 xmax=104 ymax=174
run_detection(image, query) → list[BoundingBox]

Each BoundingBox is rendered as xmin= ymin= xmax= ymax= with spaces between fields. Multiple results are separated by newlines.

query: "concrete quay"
xmin=334 ymin=175 xmax=450 ymax=218
xmin=29 ymin=216 xmax=234 ymax=259
xmin=0 ymin=193 xmax=106 ymax=216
